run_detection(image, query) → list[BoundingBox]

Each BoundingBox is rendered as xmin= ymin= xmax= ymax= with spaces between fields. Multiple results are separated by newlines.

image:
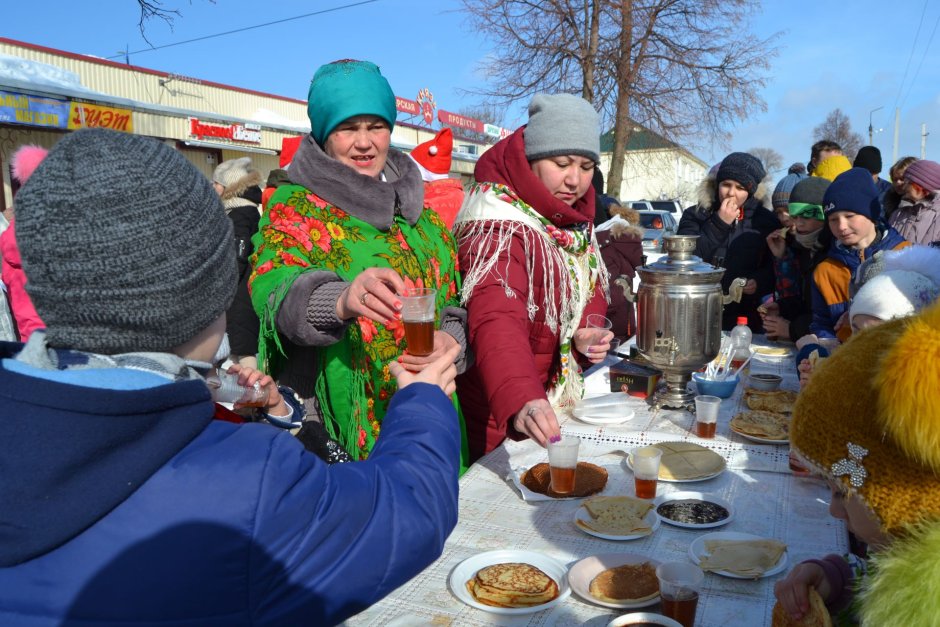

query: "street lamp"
xmin=869 ymin=106 xmax=884 ymax=145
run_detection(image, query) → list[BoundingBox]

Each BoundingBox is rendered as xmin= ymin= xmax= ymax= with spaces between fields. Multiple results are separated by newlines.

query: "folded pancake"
xmin=467 ymin=562 xmax=559 ymax=608
xmin=771 ymin=587 xmax=832 ymax=627
xmin=589 ymin=561 xmax=659 ymax=603
xmin=745 ymin=389 xmax=799 ymax=414
xmin=521 ymin=462 xmax=608 ymax=498
xmin=754 ymin=346 xmax=791 ymax=356
xmin=645 ymin=441 xmax=726 ymax=480
xmin=731 ymin=410 xmax=790 ymax=440
xmin=578 ymin=496 xmax=654 ymax=535
xmin=699 ymin=539 xmax=787 ymax=577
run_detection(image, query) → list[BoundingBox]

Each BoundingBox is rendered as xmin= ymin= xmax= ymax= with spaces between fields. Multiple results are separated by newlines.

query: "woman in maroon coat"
xmin=454 ymin=94 xmax=612 ymax=461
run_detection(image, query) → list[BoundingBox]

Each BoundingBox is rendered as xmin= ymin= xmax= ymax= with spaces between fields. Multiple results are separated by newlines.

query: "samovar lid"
xmin=637 ymin=235 xmax=725 ymax=281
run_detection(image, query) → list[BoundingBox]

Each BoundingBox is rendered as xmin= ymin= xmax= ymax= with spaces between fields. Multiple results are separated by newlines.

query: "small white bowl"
xmin=607 ymin=613 xmax=683 ymax=627
xmin=748 ymin=373 xmax=782 ymax=391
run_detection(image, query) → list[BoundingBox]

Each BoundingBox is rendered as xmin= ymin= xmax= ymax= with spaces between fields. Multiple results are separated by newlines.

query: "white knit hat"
xmin=850 ymin=246 xmax=940 ymax=325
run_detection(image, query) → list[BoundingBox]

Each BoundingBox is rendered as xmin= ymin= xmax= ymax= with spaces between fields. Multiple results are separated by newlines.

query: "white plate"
xmin=688 ymin=531 xmax=788 ymax=579
xmin=574 ymin=502 xmax=660 ymax=540
xmin=652 ymin=491 xmax=734 ymax=529
xmin=572 ymin=408 xmax=636 ymax=426
xmin=449 ymin=550 xmax=571 ymax=615
xmin=623 ymin=452 xmax=726 ymax=483
xmin=730 ymin=424 xmax=789 ymax=445
xmin=751 ymin=346 xmax=794 ymax=363
xmin=568 ymin=553 xmax=661 ymax=609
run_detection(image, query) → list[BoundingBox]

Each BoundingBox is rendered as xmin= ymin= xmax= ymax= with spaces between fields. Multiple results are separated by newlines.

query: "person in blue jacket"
xmin=0 ymin=128 xmax=461 ymax=626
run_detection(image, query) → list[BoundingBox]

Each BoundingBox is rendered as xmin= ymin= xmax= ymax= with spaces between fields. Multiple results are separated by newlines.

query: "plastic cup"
xmin=206 ymin=370 xmax=269 ymax=408
xmin=694 ymin=394 xmax=721 ymax=438
xmin=587 ymin=314 xmax=613 ymax=329
xmin=546 ymin=436 xmax=580 ymax=494
xmin=632 ymin=446 xmax=663 ymax=498
xmin=400 ymin=287 xmax=437 ymax=356
xmin=656 ymin=562 xmax=704 ymax=627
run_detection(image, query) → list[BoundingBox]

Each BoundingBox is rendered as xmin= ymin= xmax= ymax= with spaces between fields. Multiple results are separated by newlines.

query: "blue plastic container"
xmin=692 ymin=372 xmax=740 ymax=399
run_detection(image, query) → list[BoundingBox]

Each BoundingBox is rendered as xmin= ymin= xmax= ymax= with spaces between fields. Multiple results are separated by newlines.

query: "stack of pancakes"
xmin=731 ymin=389 xmax=799 ymax=441
xmin=643 ymin=442 xmax=726 ymax=480
xmin=466 ymin=562 xmax=559 ymax=608
xmin=577 ymin=496 xmax=654 ymax=535
xmin=589 ymin=561 xmax=659 ymax=603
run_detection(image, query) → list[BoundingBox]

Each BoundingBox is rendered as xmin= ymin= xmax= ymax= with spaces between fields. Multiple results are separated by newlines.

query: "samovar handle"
xmin=614 ymin=275 xmax=635 ymax=303
xmin=722 ymin=277 xmax=747 ymax=305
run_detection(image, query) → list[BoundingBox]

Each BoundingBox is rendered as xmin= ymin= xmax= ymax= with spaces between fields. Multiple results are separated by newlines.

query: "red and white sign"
xmin=437 ymin=109 xmax=484 ymax=134
xmin=189 ymin=117 xmax=262 ymax=144
xmin=416 ymin=88 xmax=436 ymax=126
xmin=395 ymin=97 xmax=419 ymax=116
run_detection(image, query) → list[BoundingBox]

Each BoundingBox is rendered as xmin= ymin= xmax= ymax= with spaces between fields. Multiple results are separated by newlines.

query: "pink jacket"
xmin=1 ymin=222 xmax=43 ymax=341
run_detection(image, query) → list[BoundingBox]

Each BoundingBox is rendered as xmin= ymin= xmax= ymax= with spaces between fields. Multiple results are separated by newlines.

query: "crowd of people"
xmin=2 ymin=56 xmax=940 ymax=624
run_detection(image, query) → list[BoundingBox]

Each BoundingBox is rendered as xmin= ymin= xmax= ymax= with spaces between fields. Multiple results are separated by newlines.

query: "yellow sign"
xmin=68 ymin=102 xmax=133 ymax=132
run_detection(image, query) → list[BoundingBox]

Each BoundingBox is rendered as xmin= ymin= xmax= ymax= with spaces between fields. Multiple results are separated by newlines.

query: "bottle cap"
xmin=736 ymin=316 xmax=748 ymax=326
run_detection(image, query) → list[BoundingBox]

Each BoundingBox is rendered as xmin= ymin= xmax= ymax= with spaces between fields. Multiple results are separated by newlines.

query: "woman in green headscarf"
xmin=249 ymin=60 xmax=468 ymax=467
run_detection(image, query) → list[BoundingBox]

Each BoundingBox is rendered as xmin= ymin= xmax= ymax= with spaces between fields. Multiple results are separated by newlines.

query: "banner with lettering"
xmin=0 ymin=91 xmax=69 ymax=129
xmin=68 ymin=102 xmax=133 ymax=132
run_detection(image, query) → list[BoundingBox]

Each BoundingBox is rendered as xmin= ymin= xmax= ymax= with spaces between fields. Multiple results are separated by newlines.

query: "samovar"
xmin=635 ymin=235 xmax=744 ymax=409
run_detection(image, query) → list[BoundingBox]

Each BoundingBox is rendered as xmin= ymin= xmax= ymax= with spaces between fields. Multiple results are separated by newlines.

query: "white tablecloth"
xmin=346 ymin=341 xmax=847 ymax=627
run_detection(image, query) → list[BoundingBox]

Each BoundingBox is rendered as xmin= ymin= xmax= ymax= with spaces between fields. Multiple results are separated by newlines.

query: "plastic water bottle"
xmin=730 ymin=316 xmax=752 ymax=369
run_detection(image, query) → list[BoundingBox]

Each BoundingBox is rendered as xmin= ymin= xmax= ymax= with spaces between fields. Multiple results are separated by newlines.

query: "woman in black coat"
xmin=677 ymin=152 xmax=780 ymax=331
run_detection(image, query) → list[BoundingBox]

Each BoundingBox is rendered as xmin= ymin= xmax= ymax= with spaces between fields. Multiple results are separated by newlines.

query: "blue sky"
xmin=4 ymin=0 xmax=940 ymax=176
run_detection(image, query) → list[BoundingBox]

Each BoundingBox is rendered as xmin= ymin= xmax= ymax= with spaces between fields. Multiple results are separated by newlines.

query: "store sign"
xmin=0 ymin=90 xmax=68 ymax=129
xmin=484 ymin=123 xmax=511 ymax=139
xmin=395 ymin=96 xmax=419 ymax=116
xmin=68 ymin=102 xmax=133 ymax=132
xmin=437 ymin=109 xmax=484 ymax=134
xmin=416 ymin=88 xmax=436 ymax=126
xmin=189 ymin=117 xmax=262 ymax=144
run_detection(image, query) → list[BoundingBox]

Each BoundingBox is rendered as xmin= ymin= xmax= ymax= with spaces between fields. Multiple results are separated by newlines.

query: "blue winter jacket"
xmin=0 ymin=342 xmax=460 ymax=626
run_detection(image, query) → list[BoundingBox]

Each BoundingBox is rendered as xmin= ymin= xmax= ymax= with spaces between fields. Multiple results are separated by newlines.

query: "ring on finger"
xmin=360 ymin=292 xmax=369 ymax=305
xmin=526 ymin=406 xmax=537 ymax=417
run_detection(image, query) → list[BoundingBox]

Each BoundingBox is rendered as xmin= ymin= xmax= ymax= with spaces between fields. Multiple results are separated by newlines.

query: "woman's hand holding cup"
xmin=514 ymin=399 xmax=561 ymax=447
xmin=336 ymin=267 xmax=406 ymax=323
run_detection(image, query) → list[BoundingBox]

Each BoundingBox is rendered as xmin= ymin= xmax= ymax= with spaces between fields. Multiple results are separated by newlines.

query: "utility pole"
xmin=868 ymin=106 xmax=883 ymax=145
xmin=922 ymin=124 xmax=929 ymax=159
xmin=893 ymin=108 xmax=901 ymax=164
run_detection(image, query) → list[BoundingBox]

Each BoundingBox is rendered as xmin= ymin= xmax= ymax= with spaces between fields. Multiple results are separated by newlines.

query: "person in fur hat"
xmin=677 ymin=151 xmax=781 ymax=330
xmin=212 ymin=156 xmax=264 ymax=369
xmin=774 ymin=297 xmax=940 ymax=626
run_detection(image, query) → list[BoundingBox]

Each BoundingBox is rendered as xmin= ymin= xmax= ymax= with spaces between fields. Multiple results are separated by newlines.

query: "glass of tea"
xmin=206 ymin=369 xmax=269 ymax=408
xmin=632 ymin=446 xmax=663 ymax=499
xmin=546 ymin=436 xmax=580 ymax=495
xmin=400 ymin=287 xmax=437 ymax=356
xmin=655 ymin=561 xmax=704 ymax=627
xmin=693 ymin=395 xmax=721 ymax=439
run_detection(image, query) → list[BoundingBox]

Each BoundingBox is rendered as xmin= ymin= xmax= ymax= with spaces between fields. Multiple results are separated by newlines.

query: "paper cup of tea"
xmin=546 ymin=436 xmax=580 ymax=494
xmin=401 ymin=287 xmax=437 ymax=356
xmin=694 ymin=395 xmax=721 ymax=439
xmin=632 ymin=446 xmax=663 ymax=499
xmin=656 ymin=562 xmax=704 ymax=627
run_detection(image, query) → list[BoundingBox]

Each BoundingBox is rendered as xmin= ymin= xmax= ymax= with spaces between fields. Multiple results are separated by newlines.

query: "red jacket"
xmin=0 ymin=222 xmax=43 ymax=341
xmin=456 ymin=127 xmax=607 ymax=460
xmin=423 ymin=178 xmax=464 ymax=229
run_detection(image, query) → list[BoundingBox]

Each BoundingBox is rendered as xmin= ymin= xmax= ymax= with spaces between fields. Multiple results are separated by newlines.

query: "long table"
xmin=346 ymin=344 xmax=847 ymax=627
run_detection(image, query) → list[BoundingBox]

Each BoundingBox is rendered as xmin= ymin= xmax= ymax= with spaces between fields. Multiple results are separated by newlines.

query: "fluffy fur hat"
xmin=792 ymin=298 xmax=940 ymax=536
xmin=849 ymin=246 xmax=940 ymax=325
xmin=11 ymin=145 xmax=49 ymax=184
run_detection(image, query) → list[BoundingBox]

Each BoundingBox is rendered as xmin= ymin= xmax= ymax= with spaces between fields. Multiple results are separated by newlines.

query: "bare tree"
xmin=747 ymin=147 xmax=784 ymax=176
xmin=136 ymin=0 xmax=181 ymax=41
xmin=813 ymin=109 xmax=864 ymax=162
xmin=459 ymin=0 xmax=778 ymax=195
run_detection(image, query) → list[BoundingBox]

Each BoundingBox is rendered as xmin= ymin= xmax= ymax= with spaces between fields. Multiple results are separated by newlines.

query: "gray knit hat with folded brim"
xmin=524 ymin=93 xmax=600 ymax=163
xmin=15 ymin=128 xmax=237 ymax=354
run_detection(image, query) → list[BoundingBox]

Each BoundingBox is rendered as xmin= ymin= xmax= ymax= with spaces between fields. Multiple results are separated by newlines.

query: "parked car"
xmin=625 ymin=200 xmax=683 ymax=217
xmin=638 ymin=210 xmax=678 ymax=253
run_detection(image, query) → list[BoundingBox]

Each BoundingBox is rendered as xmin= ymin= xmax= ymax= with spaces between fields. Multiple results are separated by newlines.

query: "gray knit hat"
xmin=15 ymin=128 xmax=237 ymax=354
xmin=524 ymin=93 xmax=600 ymax=163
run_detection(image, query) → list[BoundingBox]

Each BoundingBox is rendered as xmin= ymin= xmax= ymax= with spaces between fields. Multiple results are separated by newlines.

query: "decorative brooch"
xmin=831 ymin=442 xmax=869 ymax=488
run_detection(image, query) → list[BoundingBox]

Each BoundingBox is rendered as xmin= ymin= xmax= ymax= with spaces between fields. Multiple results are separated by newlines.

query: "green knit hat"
xmin=307 ymin=60 xmax=397 ymax=146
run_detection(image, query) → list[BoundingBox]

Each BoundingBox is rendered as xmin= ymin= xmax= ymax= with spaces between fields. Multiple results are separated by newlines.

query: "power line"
xmin=107 ymin=0 xmax=379 ymax=61
xmin=900 ymin=7 xmax=940 ymax=108
xmin=893 ymin=0 xmax=929 ymax=111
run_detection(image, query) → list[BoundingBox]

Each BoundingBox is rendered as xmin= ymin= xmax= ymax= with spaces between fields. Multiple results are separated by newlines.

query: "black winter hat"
xmin=854 ymin=146 xmax=883 ymax=174
xmin=716 ymin=152 xmax=766 ymax=196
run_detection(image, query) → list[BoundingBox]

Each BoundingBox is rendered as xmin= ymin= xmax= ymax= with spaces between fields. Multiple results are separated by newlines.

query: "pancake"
xmin=771 ymin=587 xmax=832 ymax=627
xmin=589 ymin=561 xmax=659 ymax=603
xmin=644 ymin=441 xmax=726 ymax=480
xmin=745 ymin=389 xmax=799 ymax=414
xmin=731 ymin=410 xmax=790 ymax=440
xmin=699 ymin=538 xmax=787 ymax=577
xmin=578 ymin=496 xmax=654 ymax=535
xmin=467 ymin=562 xmax=559 ymax=608
xmin=521 ymin=462 xmax=608 ymax=498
